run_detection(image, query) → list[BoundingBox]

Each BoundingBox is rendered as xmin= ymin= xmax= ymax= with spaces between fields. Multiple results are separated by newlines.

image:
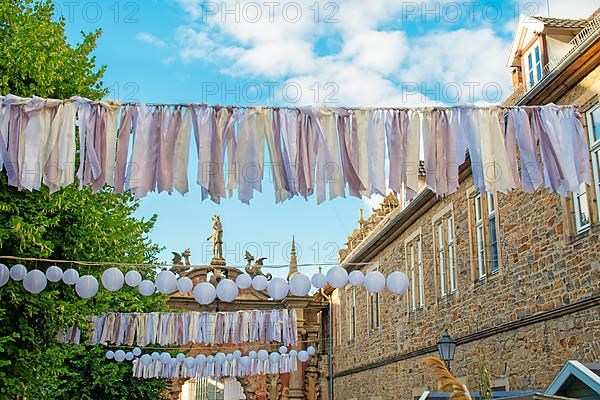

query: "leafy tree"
xmin=0 ymin=1 xmax=169 ymax=399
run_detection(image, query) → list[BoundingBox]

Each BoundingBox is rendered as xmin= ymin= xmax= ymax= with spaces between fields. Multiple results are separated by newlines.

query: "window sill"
xmin=567 ymin=224 xmax=593 ymax=244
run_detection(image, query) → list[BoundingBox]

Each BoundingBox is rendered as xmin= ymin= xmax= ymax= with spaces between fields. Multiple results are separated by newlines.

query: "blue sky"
xmin=59 ymin=0 xmax=598 ymax=276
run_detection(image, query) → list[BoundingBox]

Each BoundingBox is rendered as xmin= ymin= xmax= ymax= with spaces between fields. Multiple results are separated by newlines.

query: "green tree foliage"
xmin=0 ymin=1 xmax=169 ymax=398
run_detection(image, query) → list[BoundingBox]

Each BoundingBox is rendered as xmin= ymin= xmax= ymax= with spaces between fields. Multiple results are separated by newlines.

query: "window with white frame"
xmin=487 ymin=194 xmax=499 ymax=274
xmin=347 ymin=288 xmax=357 ymax=342
xmin=409 ymin=243 xmax=416 ymax=311
xmin=578 ymin=104 xmax=600 ymax=229
xmin=524 ymin=42 xmax=543 ymax=89
xmin=447 ymin=215 xmax=457 ymax=293
xmin=406 ymin=232 xmax=424 ymax=311
xmin=369 ymin=292 xmax=381 ymax=332
xmin=474 ymin=194 xmax=486 ymax=279
xmin=417 ymin=237 xmax=424 ymax=308
xmin=436 ymin=223 xmax=446 ymax=297
xmin=573 ymin=183 xmax=591 ymax=233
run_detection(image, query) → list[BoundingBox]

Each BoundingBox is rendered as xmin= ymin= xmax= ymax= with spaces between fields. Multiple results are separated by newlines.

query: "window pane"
xmin=573 ymin=185 xmax=590 ymax=232
xmin=437 ymin=224 xmax=446 ymax=297
xmin=488 ymin=215 xmax=499 ymax=274
xmin=474 ymin=195 xmax=482 ymax=221
xmin=410 ymin=245 xmax=415 ymax=310
xmin=534 ymin=45 xmax=541 ymax=63
xmin=591 ymin=108 xmax=600 ymax=143
xmin=418 ymin=239 xmax=424 ymax=307
xmin=528 ymin=53 xmax=533 ymax=70
xmin=487 ymin=194 xmax=495 ymax=213
xmin=477 ymin=226 xmax=485 ymax=278
xmin=447 ymin=216 xmax=456 ymax=292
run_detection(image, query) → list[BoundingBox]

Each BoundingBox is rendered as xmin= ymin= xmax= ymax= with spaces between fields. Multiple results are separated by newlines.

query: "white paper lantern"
xmin=257 ymin=350 xmax=269 ymax=361
xmin=23 ymin=270 xmax=47 ymax=294
xmin=386 ymin=271 xmax=409 ymax=295
xmin=106 ymin=350 xmax=115 ymax=360
xmin=160 ymin=352 xmax=171 ymax=364
xmin=45 ymin=266 xmax=63 ymax=283
xmin=206 ymin=355 xmax=214 ymax=363
xmin=155 ymin=270 xmax=177 ymax=294
xmin=0 ymin=264 xmax=9 ymax=287
xmin=140 ymin=354 xmax=152 ymax=366
xmin=195 ymin=354 xmax=207 ymax=366
xmin=170 ymin=358 xmax=178 ymax=367
xmin=226 ymin=353 xmax=234 ymax=362
xmin=298 ymin=350 xmax=310 ymax=362
xmin=267 ymin=277 xmax=288 ymax=300
xmin=193 ymin=282 xmax=216 ymax=305
xmin=236 ymin=274 xmax=252 ymax=289
xmin=364 ymin=271 xmax=386 ymax=293
xmin=233 ymin=350 xmax=242 ymax=359
xmin=251 ymin=275 xmax=268 ymax=291
xmin=311 ymin=272 xmax=327 ymax=289
xmin=101 ymin=268 xmax=124 ymax=292
xmin=62 ymin=268 xmax=79 ymax=285
xmin=348 ymin=270 xmax=364 ymax=286
xmin=184 ymin=356 xmax=195 ymax=368
xmin=289 ymin=273 xmax=311 ymax=296
xmin=248 ymin=351 xmax=257 ymax=359
xmin=216 ymin=279 xmax=238 ymax=302
xmin=279 ymin=346 xmax=288 ymax=354
xmin=125 ymin=270 xmax=142 ymax=287
xmin=327 ymin=266 xmax=348 ymax=288
xmin=289 ymin=350 xmax=298 ymax=358
xmin=132 ymin=347 xmax=142 ymax=357
xmin=10 ymin=264 xmax=27 ymax=281
xmin=114 ymin=350 xmax=126 ymax=362
xmin=307 ymin=346 xmax=316 ymax=356
xmin=269 ymin=352 xmax=281 ymax=364
xmin=177 ymin=277 xmax=193 ymax=293
xmin=125 ymin=352 xmax=134 ymax=361
xmin=176 ymin=353 xmax=185 ymax=362
xmin=215 ymin=352 xmax=226 ymax=364
xmin=151 ymin=352 xmax=160 ymax=360
xmin=240 ymin=356 xmax=250 ymax=368
xmin=75 ymin=275 xmax=99 ymax=298
xmin=138 ymin=280 xmax=155 ymax=296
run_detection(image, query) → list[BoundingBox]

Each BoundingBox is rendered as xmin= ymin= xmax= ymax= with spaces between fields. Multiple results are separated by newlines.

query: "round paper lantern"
xmin=240 ymin=356 xmax=250 ymax=368
xmin=279 ymin=346 xmax=288 ymax=354
xmin=233 ymin=350 xmax=242 ymax=359
xmin=106 ymin=350 xmax=115 ymax=360
xmin=226 ymin=353 xmax=234 ymax=362
xmin=62 ymin=268 xmax=79 ymax=285
xmin=177 ymin=277 xmax=193 ymax=293
xmin=46 ymin=266 xmax=63 ymax=283
xmin=289 ymin=350 xmax=298 ymax=358
xmin=215 ymin=352 xmax=226 ymax=364
xmin=348 ymin=270 xmax=364 ymax=286
xmin=298 ymin=350 xmax=310 ymax=362
xmin=236 ymin=274 xmax=252 ymax=289
xmin=125 ymin=352 xmax=134 ymax=361
xmin=132 ymin=347 xmax=142 ymax=357
xmin=0 ymin=264 xmax=9 ymax=287
xmin=289 ymin=273 xmax=311 ymax=296
xmin=364 ymin=271 xmax=386 ymax=293
xmin=176 ymin=353 xmax=185 ymax=362
xmin=125 ymin=270 xmax=142 ymax=287
xmin=311 ymin=272 xmax=327 ymax=289
xmin=114 ymin=350 xmax=126 ymax=362
xmin=170 ymin=358 xmax=178 ymax=367
xmin=327 ymin=266 xmax=348 ymax=288
xmin=257 ymin=350 xmax=269 ymax=361
xmin=140 ymin=354 xmax=152 ymax=366
xmin=160 ymin=352 xmax=171 ymax=364
xmin=151 ymin=352 xmax=160 ymax=360
xmin=386 ymin=271 xmax=409 ymax=295
xmin=23 ymin=270 xmax=47 ymax=294
xmin=10 ymin=264 xmax=27 ymax=281
xmin=101 ymin=267 xmax=124 ymax=292
xmin=248 ymin=350 xmax=257 ymax=359
xmin=269 ymin=352 xmax=281 ymax=364
xmin=252 ymin=275 xmax=268 ymax=291
xmin=184 ymin=356 xmax=195 ymax=369
xmin=195 ymin=354 xmax=207 ymax=366
xmin=206 ymin=355 xmax=214 ymax=363
xmin=138 ymin=280 xmax=155 ymax=296
xmin=75 ymin=275 xmax=99 ymax=298
xmin=216 ymin=279 xmax=238 ymax=302
xmin=193 ymin=282 xmax=216 ymax=305
xmin=307 ymin=346 xmax=316 ymax=356
xmin=155 ymin=270 xmax=177 ymax=294
xmin=267 ymin=277 xmax=289 ymax=300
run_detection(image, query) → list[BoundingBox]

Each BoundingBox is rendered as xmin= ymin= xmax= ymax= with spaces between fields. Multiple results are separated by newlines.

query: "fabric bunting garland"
xmin=0 ymin=94 xmax=591 ymax=203
xmin=78 ymin=310 xmax=298 ymax=347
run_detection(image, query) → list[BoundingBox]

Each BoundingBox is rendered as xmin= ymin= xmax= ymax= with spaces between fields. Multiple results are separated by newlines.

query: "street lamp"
xmin=437 ymin=329 xmax=457 ymax=370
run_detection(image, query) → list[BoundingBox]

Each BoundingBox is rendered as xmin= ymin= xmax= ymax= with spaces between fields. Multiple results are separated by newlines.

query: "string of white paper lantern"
xmin=0 ymin=262 xmax=409 ymax=300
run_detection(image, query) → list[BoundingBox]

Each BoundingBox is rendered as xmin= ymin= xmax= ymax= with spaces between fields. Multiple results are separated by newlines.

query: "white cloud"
xmin=136 ymin=32 xmax=167 ymax=47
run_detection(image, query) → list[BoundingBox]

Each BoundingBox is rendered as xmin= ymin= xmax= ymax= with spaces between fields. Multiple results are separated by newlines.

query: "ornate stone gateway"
xmin=167 ymin=217 xmax=329 ymax=400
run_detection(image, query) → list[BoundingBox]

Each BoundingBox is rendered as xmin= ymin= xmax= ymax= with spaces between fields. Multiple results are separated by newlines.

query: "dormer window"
xmin=524 ymin=42 xmax=543 ymax=88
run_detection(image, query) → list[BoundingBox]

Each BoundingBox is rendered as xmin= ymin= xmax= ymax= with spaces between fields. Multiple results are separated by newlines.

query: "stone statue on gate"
xmin=207 ymin=215 xmax=225 ymax=265
xmin=244 ymin=251 xmax=272 ymax=280
xmin=171 ymin=248 xmax=192 ymax=274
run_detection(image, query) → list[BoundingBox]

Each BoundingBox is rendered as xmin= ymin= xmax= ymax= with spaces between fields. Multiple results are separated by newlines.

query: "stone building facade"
xmin=326 ymin=9 xmax=600 ymax=400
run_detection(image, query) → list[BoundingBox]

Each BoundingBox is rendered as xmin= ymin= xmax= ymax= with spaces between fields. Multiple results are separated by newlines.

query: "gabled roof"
xmin=546 ymin=360 xmax=600 ymax=396
xmin=532 ymin=16 xmax=589 ymax=29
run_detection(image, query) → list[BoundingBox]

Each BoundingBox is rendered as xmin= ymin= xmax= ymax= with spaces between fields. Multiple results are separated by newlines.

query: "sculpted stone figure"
xmin=207 ymin=215 xmax=224 ymax=262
